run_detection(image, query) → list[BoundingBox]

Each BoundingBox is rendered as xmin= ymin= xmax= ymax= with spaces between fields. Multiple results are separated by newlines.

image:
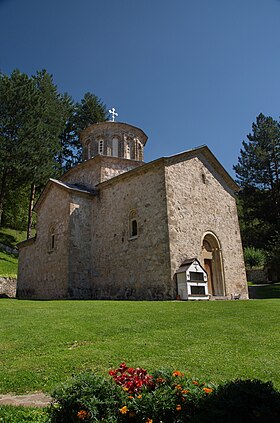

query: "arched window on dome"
xmin=98 ymin=139 xmax=104 ymax=155
xmin=112 ymin=137 xmax=119 ymax=157
xmin=137 ymin=141 xmax=143 ymax=161
xmin=125 ymin=142 xmax=131 ymax=159
xmin=129 ymin=209 xmax=138 ymax=239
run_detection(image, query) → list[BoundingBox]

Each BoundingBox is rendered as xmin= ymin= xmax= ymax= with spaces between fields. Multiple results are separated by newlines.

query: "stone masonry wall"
xmin=62 ymin=156 xmax=142 ymax=189
xmin=0 ymin=277 xmax=17 ymax=298
xmin=165 ymin=155 xmax=248 ymax=299
xmin=67 ymin=193 xmax=93 ymax=298
xmin=89 ymin=162 xmax=172 ymax=300
xmin=17 ymin=185 xmax=70 ymax=299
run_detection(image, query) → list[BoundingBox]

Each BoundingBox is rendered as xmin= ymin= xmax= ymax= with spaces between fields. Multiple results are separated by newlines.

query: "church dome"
xmin=80 ymin=121 xmax=148 ymax=162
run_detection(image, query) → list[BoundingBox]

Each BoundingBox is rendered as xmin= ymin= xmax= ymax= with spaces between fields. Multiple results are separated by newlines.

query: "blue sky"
xmin=1 ymin=0 xmax=280 ymax=175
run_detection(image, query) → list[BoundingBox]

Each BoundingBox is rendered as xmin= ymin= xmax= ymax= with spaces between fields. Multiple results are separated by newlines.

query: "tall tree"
xmin=234 ymin=113 xmax=280 ymax=240
xmin=59 ymin=92 xmax=108 ymax=171
xmin=0 ymin=70 xmax=69 ymax=235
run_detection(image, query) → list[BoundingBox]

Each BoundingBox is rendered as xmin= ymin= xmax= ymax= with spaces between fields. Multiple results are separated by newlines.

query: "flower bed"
xmin=49 ymin=363 xmax=280 ymax=422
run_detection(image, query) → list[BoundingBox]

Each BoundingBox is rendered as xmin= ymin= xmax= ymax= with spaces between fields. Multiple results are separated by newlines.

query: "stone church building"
xmin=17 ymin=121 xmax=248 ymax=300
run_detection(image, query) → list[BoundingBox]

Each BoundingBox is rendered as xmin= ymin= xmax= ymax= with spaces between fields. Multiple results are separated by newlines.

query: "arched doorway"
xmin=201 ymin=232 xmax=225 ymax=297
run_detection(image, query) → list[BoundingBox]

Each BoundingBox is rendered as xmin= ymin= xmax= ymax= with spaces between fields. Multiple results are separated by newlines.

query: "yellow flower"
xmin=176 ymin=404 xmax=182 ymax=411
xmin=137 ymin=394 xmax=142 ymax=399
xmin=119 ymin=405 xmax=129 ymax=414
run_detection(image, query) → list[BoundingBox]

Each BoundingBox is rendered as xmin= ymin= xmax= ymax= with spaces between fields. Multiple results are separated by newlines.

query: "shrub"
xmin=49 ymin=371 xmax=124 ymax=423
xmin=48 ymin=364 xmax=280 ymax=423
xmin=193 ymin=379 xmax=280 ymax=423
xmin=244 ymin=247 xmax=265 ymax=269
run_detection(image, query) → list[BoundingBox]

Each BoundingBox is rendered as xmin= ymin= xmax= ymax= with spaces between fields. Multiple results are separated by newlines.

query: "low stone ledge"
xmin=0 ymin=277 xmax=17 ymax=298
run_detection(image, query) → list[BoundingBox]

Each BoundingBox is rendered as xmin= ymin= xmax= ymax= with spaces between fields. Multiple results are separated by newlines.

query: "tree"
xmin=234 ymin=113 xmax=280 ymax=231
xmin=234 ymin=113 xmax=280 ymax=274
xmin=0 ymin=70 xmax=70 ymax=236
xmin=0 ymin=69 xmax=108 ymax=237
xmin=59 ymin=92 xmax=108 ymax=171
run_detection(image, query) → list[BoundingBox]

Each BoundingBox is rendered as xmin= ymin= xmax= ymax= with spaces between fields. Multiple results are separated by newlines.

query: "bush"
xmin=244 ymin=247 xmax=266 ymax=269
xmin=193 ymin=379 xmax=280 ymax=423
xmin=48 ymin=364 xmax=280 ymax=423
xmin=49 ymin=372 xmax=124 ymax=423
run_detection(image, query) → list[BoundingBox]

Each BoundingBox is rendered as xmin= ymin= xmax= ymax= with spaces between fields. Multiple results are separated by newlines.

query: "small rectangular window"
xmin=189 ymin=272 xmax=204 ymax=281
xmin=190 ymin=286 xmax=206 ymax=295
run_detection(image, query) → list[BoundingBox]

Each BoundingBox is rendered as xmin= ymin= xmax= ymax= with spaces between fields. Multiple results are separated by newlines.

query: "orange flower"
xmin=137 ymin=394 xmax=142 ymax=399
xmin=77 ymin=410 xmax=90 ymax=420
xmin=175 ymin=384 xmax=182 ymax=390
xmin=172 ymin=370 xmax=182 ymax=377
xmin=146 ymin=419 xmax=153 ymax=423
xmin=203 ymin=387 xmax=213 ymax=394
xmin=156 ymin=377 xmax=166 ymax=384
xmin=176 ymin=404 xmax=182 ymax=411
xmin=119 ymin=406 xmax=129 ymax=414
xmin=192 ymin=380 xmax=199 ymax=386
xmin=182 ymin=389 xmax=189 ymax=395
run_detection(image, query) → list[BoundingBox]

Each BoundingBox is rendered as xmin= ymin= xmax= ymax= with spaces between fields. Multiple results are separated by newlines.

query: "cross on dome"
xmin=109 ymin=107 xmax=118 ymax=122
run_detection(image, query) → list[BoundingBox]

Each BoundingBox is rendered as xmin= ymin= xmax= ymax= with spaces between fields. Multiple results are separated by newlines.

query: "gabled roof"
xmin=163 ymin=145 xmax=239 ymax=193
xmin=34 ymin=179 xmax=96 ymax=212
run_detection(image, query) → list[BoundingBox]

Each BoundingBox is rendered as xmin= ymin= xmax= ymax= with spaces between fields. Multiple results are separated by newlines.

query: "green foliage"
xmin=193 ymin=379 xmax=280 ymax=423
xmin=0 ymin=69 xmax=108 ymax=231
xmin=49 ymin=372 xmax=123 ymax=422
xmin=48 ymin=368 xmax=280 ymax=423
xmin=0 ymin=405 xmax=49 ymax=422
xmin=244 ymin=247 xmax=265 ymax=269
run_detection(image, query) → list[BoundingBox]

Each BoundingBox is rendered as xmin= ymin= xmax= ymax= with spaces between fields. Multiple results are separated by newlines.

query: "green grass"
xmin=0 ymin=405 xmax=48 ymax=422
xmin=0 ymin=227 xmax=28 ymax=248
xmin=0 ymin=250 xmax=18 ymax=277
xmin=0 ymin=299 xmax=279 ymax=396
xmin=248 ymin=282 xmax=280 ymax=299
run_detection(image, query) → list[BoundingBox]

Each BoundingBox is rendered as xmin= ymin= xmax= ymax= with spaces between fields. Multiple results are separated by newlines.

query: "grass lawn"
xmin=248 ymin=282 xmax=280 ymax=299
xmin=0 ymin=405 xmax=48 ymax=422
xmin=0 ymin=299 xmax=279 ymax=395
xmin=0 ymin=250 xmax=18 ymax=278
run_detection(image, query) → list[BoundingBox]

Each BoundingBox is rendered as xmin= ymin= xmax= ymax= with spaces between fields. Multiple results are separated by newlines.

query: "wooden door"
xmin=204 ymin=259 xmax=214 ymax=296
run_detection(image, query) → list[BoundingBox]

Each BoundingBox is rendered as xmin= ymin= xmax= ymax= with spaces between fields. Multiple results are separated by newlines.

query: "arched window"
xmin=98 ymin=139 xmax=104 ymax=155
xmin=112 ymin=137 xmax=119 ymax=157
xmin=125 ymin=142 xmax=131 ymax=159
xmin=49 ymin=226 xmax=56 ymax=251
xmin=129 ymin=210 xmax=138 ymax=239
xmin=138 ymin=142 xmax=143 ymax=161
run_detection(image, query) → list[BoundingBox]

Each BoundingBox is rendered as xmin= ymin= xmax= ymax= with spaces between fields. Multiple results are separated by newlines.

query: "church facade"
xmin=17 ymin=121 xmax=248 ymax=300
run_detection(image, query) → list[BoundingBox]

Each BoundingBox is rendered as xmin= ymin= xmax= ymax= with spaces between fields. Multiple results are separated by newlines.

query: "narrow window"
xmin=129 ymin=210 xmax=138 ymax=239
xmin=131 ymin=219 xmax=138 ymax=237
xmin=112 ymin=137 xmax=119 ymax=157
xmin=51 ymin=234 xmax=55 ymax=250
xmin=49 ymin=227 xmax=55 ymax=251
xmin=125 ymin=143 xmax=131 ymax=159
xmin=98 ymin=139 xmax=104 ymax=155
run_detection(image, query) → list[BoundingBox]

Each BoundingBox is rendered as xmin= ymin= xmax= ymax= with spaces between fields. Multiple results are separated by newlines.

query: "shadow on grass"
xmin=0 ymin=231 xmax=17 ymax=248
xmin=248 ymin=283 xmax=280 ymax=299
